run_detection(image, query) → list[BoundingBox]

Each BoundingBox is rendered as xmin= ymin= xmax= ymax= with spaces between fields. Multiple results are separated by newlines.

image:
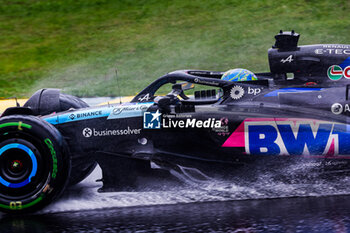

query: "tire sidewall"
xmin=0 ymin=115 xmax=70 ymax=213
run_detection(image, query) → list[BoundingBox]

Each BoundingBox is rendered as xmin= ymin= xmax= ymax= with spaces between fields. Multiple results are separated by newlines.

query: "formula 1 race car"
xmin=2 ymin=30 xmax=350 ymax=213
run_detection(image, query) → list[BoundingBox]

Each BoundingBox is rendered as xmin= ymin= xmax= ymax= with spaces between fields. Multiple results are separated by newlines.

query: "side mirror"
xmin=171 ymin=83 xmax=194 ymax=100
xmin=178 ymin=82 xmax=195 ymax=91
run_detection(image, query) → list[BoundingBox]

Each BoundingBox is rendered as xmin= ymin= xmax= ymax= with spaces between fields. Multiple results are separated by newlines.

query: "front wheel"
xmin=0 ymin=115 xmax=70 ymax=213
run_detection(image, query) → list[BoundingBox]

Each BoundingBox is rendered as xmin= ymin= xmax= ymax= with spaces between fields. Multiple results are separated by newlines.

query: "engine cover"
xmin=268 ymin=31 xmax=350 ymax=84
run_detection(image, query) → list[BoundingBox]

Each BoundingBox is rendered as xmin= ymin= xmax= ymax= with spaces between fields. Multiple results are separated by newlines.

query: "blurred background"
xmin=1 ymin=0 xmax=349 ymax=98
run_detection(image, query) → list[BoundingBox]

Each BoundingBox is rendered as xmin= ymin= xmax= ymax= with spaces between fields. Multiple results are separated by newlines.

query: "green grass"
xmin=1 ymin=0 xmax=350 ymax=97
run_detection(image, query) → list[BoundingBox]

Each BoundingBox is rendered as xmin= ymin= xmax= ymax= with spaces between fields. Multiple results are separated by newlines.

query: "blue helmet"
xmin=221 ymin=68 xmax=257 ymax=82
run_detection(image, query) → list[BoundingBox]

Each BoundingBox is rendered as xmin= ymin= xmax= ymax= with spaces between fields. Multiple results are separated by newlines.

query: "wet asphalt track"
xmin=2 ymin=193 xmax=350 ymax=232
xmin=1 ymin=164 xmax=350 ymax=232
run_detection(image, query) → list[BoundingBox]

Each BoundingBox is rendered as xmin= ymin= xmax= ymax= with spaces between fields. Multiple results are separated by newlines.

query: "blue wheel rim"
xmin=0 ymin=143 xmax=38 ymax=188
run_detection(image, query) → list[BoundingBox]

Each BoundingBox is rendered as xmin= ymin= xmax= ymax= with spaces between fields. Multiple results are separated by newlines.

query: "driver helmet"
xmin=221 ymin=68 xmax=257 ymax=81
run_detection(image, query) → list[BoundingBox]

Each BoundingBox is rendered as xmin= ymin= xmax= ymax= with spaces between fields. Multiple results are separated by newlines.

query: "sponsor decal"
xmin=344 ymin=66 xmax=350 ymax=79
xmin=143 ymin=110 xmax=161 ymax=129
xmin=247 ymin=87 xmax=261 ymax=95
xmin=69 ymin=110 xmax=102 ymax=120
xmin=230 ymin=86 xmax=244 ymax=100
xmin=143 ymin=111 xmax=222 ymax=129
xmin=138 ymin=93 xmax=151 ymax=102
xmin=327 ymin=65 xmax=343 ymax=80
xmin=331 ymin=103 xmax=350 ymax=115
xmin=44 ymin=103 xmax=154 ymax=125
xmin=82 ymin=128 xmax=93 ymax=137
xmin=108 ymin=103 xmax=153 ymax=120
xmin=303 ymin=160 xmax=347 ymax=168
xmin=193 ymin=78 xmax=220 ymax=86
xmin=315 ymin=48 xmax=350 ymax=55
xmin=326 ymin=65 xmax=350 ymax=80
xmin=213 ymin=117 xmax=230 ymax=135
xmin=222 ymin=118 xmax=350 ymax=157
xmin=322 ymin=45 xmax=350 ymax=49
xmin=331 ymin=103 xmax=343 ymax=115
xmin=82 ymin=127 xmax=141 ymax=137
xmin=44 ymin=108 xmax=111 ymax=125
xmin=280 ymin=55 xmax=293 ymax=63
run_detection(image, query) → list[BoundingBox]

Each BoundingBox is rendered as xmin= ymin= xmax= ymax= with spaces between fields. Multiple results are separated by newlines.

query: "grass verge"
xmin=1 ymin=0 xmax=350 ymax=97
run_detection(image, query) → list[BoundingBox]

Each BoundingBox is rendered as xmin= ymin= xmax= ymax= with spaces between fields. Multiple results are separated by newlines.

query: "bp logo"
xmin=230 ymin=86 xmax=245 ymax=100
xmin=327 ymin=65 xmax=343 ymax=80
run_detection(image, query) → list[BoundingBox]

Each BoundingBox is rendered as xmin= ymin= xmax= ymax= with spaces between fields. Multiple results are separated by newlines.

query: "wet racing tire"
xmin=60 ymin=93 xmax=97 ymax=185
xmin=0 ymin=115 xmax=70 ymax=213
xmin=25 ymin=90 xmax=97 ymax=186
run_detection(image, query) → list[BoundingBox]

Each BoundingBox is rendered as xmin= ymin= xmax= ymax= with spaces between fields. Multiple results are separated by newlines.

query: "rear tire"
xmin=0 ymin=115 xmax=70 ymax=213
xmin=24 ymin=89 xmax=97 ymax=185
xmin=59 ymin=93 xmax=97 ymax=185
xmin=56 ymin=93 xmax=98 ymax=185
